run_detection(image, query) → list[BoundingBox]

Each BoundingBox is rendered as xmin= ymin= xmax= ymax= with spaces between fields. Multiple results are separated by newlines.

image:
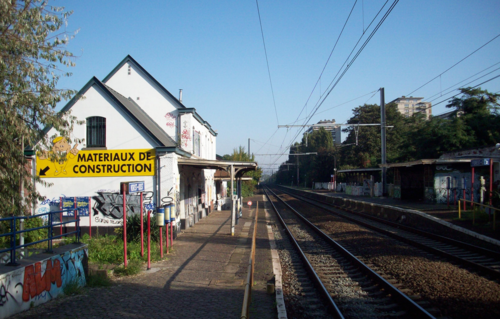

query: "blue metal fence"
xmin=0 ymin=208 xmax=84 ymax=266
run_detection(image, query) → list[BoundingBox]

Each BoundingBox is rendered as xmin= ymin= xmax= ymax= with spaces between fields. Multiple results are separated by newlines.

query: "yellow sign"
xmin=37 ymin=148 xmax=156 ymax=178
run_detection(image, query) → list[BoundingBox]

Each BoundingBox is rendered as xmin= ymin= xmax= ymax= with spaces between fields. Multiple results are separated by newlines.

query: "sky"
xmin=54 ymin=0 xmax=500 ymax=175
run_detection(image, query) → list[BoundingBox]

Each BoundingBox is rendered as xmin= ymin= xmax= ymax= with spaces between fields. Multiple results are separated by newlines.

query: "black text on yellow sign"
xmin=36 ymin=149 xmax=156 ymax=178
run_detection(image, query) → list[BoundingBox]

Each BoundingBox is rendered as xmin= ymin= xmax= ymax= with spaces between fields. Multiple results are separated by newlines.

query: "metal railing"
xmin=458 ymin=199 xmax=499 ymax=230
xmin=241 ymin=201 xmax=259 ymax=319
xmin=0 ymin=208 xmax=83 ymax=266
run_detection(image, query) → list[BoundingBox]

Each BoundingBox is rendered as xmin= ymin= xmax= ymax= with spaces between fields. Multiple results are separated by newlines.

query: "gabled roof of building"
xmin=60 ymin=77 xmax=177 ymax=148
xmin=102 ymin=55 xmax=187 ymax=109
xmin=178 ymin=108 xmax=217 ymax=136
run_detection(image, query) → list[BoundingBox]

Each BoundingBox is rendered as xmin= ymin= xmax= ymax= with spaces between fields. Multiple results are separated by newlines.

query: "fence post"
xmin=147 ymin=209 xmax=151 ymax=270
xmin=458 ymin=200 xmax=461 ymax=219
xmin=74 ymin=197 xmax=77 ymax=239
xmin=494 ymin=210 xmax=496 ymax=231
xmin=59 ymin=197 xmax=63 ymax=236
xmin=88 ymin=197 xmax=92 ymax=238
xmin=8 ymin=217 xmax=19 ymax=266
xmin=473 ymin=205 xmax=475 ymax=226
xmin=140 ymin=192 xmax=144 ymax=257
xmin=48 ymin=213 xmax=53 ymax=253
xmin=77 ymin=209 xmax=80 ymax=243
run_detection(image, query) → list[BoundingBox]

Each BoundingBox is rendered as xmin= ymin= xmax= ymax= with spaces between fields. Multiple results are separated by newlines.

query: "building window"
xmin=86 ymin=117 xmax=106 ymax=147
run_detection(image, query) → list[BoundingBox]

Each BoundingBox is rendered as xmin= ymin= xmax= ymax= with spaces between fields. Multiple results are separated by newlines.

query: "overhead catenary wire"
xmin=290 ymin=0 xmax=359 ymax=127
xmin=406 ymin=33 xmax=500 ymax=96
xmin=281 ymin=0 xmax=398 ymax=161
xmin=423 ymin=73 xmax=500 ymax=113
xmin=255 ymin=0 xmax=279 ymax=126
xmin=258 ymin=1 xmax=399 ymax=169
xmin=275 ymin=0 xmax=394 ymax=163
xmin=427 ymin=65 xmax=500 ymax=102
xmin=427 ymin=68 xmax=500 ymax=103
xmin=286 ymin=89 xmax=378 ymax=125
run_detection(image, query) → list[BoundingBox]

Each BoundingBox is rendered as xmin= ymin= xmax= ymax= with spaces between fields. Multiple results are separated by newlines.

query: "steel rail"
xmin=267 ymin=187 xmax=435 ymax=319
xmin=264 ymin=188 xmax=344 ymax=319
xmin=268 ymin=186 xmax=436 ymax=319
xmin=280 ymin=186 xmax=500 ymax=280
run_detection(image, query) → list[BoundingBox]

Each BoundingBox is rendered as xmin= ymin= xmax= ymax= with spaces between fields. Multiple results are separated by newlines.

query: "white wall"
xmin=104 ymin=62 xmax=181 ymax=142
xmin=35 ymin=84 xmax=159 ymax=227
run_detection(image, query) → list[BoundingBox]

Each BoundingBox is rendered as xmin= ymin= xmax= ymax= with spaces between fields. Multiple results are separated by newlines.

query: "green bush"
xmin=0 ymin=216 xmax=48 ymax=248
xmin=114 ymin=213 xmax=162 ymax=243
xmin=86 ymin=273 xmax=112 ymax=287
xmin=82 ymin=234 xmax=165 ymax=266
xmin=113 ymin=260 xmax=142 ymax=277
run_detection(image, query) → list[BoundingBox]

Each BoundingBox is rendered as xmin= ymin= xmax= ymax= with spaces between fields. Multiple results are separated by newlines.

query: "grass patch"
xmin=113 ymin=260 xmax=142 ymax=277
xmin=86 ymin=274 xmax=113 ymax=288
xmin=456 ymin=208 xmax=492 ymax=223
xmin=63 ymin=279 xmax=83 ymax=296
xmin=81 ymin=234 xmax=165 ymax=265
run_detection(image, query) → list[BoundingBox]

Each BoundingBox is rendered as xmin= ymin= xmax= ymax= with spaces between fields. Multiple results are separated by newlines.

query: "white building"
xmin=390 ymin=96 xmax=432 ymax=119
xmin=33 ymin=55 xmax=256 ymax=234
xmin=306 ymin=119 xmax=341 ymax=145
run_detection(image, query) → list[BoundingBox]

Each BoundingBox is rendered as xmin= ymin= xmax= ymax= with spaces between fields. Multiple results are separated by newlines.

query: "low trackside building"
xmin=32 ymin=55 xmax=256 ymax=234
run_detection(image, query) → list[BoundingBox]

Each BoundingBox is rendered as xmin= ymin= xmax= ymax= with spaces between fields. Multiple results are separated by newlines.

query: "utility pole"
xmin=296 ymin=154 xmax=299 ymax=186
xmin=248 ymin=138 xmax=250 ymax=156
xmin=380 ymin=87 xmax=387 ymax=196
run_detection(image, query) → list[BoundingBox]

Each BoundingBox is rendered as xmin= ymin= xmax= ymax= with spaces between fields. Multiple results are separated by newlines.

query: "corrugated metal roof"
xmin=337 ymin=168 xmax=382 ymax=173
xmin=379 ymin=158 xmax=472 ymax=168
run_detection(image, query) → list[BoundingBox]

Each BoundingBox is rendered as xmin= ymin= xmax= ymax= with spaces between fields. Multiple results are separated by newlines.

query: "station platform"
xmin=11 ymin=195 xmax=277 ymax=319
xmin=303 ymin=187 xmax=500 ymax=242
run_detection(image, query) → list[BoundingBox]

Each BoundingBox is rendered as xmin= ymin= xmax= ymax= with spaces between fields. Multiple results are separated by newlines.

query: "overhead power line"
xmin=428 ymin=68 xmax=500 ymax=103
xmin=426 ymin=61 xmax=500 ymax=101
xmin=284 ymin=0 xmax=399 ymax=158
xmin=406 ymin=33 xmax=500 ymax=96
xmin=423 ymin=73 xmax=500 ymax=113
xmin=290 ymin=0 xmax=359 ymax=127
xmin=255 ymin=0 xmax=279 ymax=126
xmin=286 ymin=89 xmax=378 ymax=124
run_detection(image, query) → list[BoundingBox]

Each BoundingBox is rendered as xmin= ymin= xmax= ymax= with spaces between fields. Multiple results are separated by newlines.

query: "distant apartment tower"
xmin=306 ymin=119 xmax=342 ymax=145
xmin=391 ymin=96 xmax=432 ymax=119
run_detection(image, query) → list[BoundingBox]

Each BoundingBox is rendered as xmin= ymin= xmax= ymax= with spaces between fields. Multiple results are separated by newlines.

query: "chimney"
xmin=179 ymin=89 xmax=183 ymax=103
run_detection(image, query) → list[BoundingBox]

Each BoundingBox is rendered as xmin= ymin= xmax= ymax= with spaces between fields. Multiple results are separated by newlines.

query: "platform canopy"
xmin=379 ymin=158 xmax=471 ymax=168
xmin=177 ymin=158 xmax=258 ymax=178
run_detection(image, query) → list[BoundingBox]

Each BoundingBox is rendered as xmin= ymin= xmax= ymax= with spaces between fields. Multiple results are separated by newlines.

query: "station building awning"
xmin=379 ymin=158 xmax=471 ymax=168
xmin=337 ymin=168 xmax=382 ymax=174
xmin=177 ymin=158 xmax=258 ymax=177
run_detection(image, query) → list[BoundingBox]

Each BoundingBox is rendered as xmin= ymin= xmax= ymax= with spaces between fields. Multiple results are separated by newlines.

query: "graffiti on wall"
xmin=434 ymin=172 xmax=479 ymax=204
xmin=181 ymin=121 xmax=191 ymax=149
xmin=92 ymin=191 xmax=155 ymax=225
xmin=0 ymin=248 xmax=87 ymax=318
xmin=165 ymin=112 xmax=176 ymax=128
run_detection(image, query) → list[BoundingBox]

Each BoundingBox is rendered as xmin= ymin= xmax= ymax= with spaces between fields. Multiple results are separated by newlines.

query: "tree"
xmin=397 ymin=87 xmax=500 ymax=160
xmin=340 ymin=103 xmax=407 ymax=168
xmin=0 ymin=0 xmax=78 ymax=216
xmin=222 ymin=146 xmax=262 ymax=197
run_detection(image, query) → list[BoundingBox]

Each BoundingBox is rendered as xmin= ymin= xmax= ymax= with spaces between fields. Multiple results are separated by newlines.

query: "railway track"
xmin=279 ymin=186 xmax=500 ymax=281
xmin=264 ymin=186 xmax=435 ymax=319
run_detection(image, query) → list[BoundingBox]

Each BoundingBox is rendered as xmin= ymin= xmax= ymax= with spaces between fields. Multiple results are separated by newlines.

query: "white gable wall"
xmin=35 ymin=84 xmax=158 ymax=227
xmin=104 ymin=62 xmax=180 ymax=142
xmin=73 ymin=85 xmax=159 ymax=150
